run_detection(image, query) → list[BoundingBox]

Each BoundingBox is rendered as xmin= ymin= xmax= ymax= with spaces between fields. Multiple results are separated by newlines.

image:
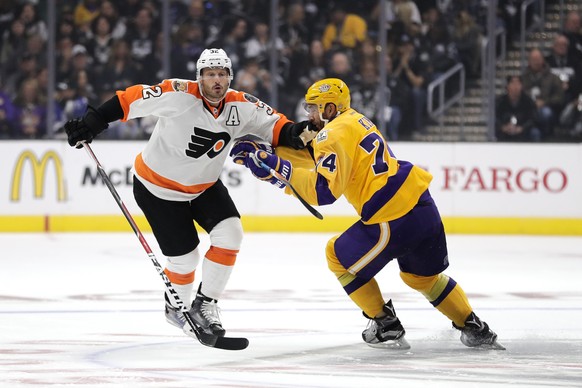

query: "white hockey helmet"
xmin=196 ymin=48 xmax=234 ymax=81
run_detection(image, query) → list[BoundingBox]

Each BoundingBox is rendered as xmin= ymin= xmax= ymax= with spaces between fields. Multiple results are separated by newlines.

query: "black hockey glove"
xmin=284 ymin=120 xmax=318 ymax=149
xmin=64 ymin=105 xmax=109 ymax=148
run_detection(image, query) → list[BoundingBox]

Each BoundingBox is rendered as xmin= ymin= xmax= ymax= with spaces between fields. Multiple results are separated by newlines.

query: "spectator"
xmin=497 ymin=0 xmax=521 ymax=47
xmin=244 ymin=21 xmax=284 ymax=62
xmin=69 ymin=44 xmax=94 ymax=81
xmin=354 ymin=37 xmax=380 ymax=74
xmin=175 ymin=0 xmax=207 ymax=42
xmin=17 ymin=2 xmax=47 ymax=41
xmin=13 ymin=77 xmax=47 ymax=139
xmin=56 ymin=18 xmax=76 ymax=42
xmin=171 ymin=23 xmax=205 ymax=80
xmin=99 ymin=1 xmax=127 ymax=40
xmin=392 ymin=33 xmax=432 ymax=134
xmin=56 ymin=36 xmax=75 ymax=85
xmin=3 ymin=51 xmax=38 ymax=98
xmin=384 ymin=53 xmax=409 ymax=140
xmin=351 ymin=60 xmax=400 ymax=141
xmin=373 ymin=0 xmax=422 ymax=35
xmin=279 ymin=3 xmax=310 ymax=87
xmin=326 ymin=50 xmax=355 ymax=87
xmin=233 ymin=57 xmax=270 ymax=101
xmin=125 ymin=7 xmax=157 ymax=73
xmin=562 ymin=11 xmax=582 ymax=63
xmin=72 ymin=0 xmax=99 ymax=47
xmin=0 ymin=18 xmax=27 ymax=81
xmin=418 ymin=8 xmax=457 ymax=79
xmin=140 ymin=31 xmax=164 ymax=81
xmin=209 ymin=15 xmax=249 ymax=73
xmin=99 ymin=39 xmax=140 ymax=96
xmin=298 ymin=39 xmax=327 ymax=89
xmin=452 ymin=10 xmax=482 ymax=79
xmin=25 ymin=32 xmax=47 ymax=66
xmin=495 ymin=75 xmax=540 ymax=142
xmin=559 ymin=92 xmax=582 ymax=140
xmin=321 ymin=5 xmax=367 ymax=52
xmin=86 ymin=16 xmax=115 ymax=77
xmin=545 ymin=34 xmax=582 ymax=104
xmin=521 ymin=48 xmax=565 ymax=139
xmin=0 ymin=0 xmax=16 ymax=39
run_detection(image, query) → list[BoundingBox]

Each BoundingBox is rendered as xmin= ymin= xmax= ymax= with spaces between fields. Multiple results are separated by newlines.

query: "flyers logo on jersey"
xmin=186 ymin=127 xmax=231 ymax=159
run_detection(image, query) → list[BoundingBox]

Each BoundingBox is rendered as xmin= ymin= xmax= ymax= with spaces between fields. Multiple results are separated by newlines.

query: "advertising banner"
xmin=1 ymin=141 xmax=581 ymax=233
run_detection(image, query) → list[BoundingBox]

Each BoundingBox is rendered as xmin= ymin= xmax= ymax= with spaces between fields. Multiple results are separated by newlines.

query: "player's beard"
xmin=201 ymin=81 xmax=228 ymax=104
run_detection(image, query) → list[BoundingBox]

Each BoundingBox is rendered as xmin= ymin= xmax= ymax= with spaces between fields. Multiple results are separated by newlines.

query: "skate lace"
xmin=200 ymin=300 xmax=221 ymax=325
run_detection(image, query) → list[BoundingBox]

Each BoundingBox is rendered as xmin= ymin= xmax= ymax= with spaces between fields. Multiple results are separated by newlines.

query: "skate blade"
xmin=366 ymin=337 xmax=411 ymax=350
xmin=470 ymin=340 xmax=506 ymax=350
xmin=484 ymin=340 xmax=506 ymax=350
xmin=165 ymin=317 xmax=186 ymax=330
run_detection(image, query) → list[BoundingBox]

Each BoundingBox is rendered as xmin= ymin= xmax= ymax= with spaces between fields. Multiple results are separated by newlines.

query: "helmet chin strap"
xmin=318 ymin=109 xmax=340 ymax=127
xmin=318 ymin=112 xmax=329 ymax=127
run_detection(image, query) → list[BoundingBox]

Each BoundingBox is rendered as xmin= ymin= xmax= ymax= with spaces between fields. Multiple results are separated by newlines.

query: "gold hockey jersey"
xmin=283 ymin=108 xmax=432 ymax=224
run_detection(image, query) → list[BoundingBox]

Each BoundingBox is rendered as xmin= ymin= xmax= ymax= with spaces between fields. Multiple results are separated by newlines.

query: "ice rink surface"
xmin=0 ymin=232 xmax=581 ymax=387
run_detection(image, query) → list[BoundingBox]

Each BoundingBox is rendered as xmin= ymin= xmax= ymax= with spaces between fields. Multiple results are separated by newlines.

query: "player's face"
xmin=199 ymin=68 xmax=230 ymax=103
xmin=305 ymin=103 xmax=324 ymax=129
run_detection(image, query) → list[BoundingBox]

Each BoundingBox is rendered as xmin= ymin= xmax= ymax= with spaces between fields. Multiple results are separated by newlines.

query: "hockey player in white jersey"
xmin=64 ymin=48 xmax=316 ymax=339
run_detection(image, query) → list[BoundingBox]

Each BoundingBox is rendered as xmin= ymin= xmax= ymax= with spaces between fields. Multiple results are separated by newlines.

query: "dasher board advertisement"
xmin=1 ymin=141 xmax=581 ymax=234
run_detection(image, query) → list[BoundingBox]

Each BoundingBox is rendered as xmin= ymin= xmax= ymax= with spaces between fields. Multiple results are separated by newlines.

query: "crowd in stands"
xmin=496 ymin=10 xmax=582 ymax=142
xmin=0 ymin=0 xmax=581 ymax=142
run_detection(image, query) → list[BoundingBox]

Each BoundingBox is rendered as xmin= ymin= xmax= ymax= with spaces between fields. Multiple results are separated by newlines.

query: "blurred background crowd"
xmin=0 ymin=0 xmax=581 ymax=142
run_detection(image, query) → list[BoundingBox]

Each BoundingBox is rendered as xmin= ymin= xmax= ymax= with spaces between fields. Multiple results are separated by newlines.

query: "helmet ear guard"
xmin=196 ymin=48 xmax=234 ymax=81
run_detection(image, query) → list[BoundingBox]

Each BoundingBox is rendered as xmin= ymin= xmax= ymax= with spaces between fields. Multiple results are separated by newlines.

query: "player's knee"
xmin=166 ymin=247 xmax=201 ymax=273
xmin=209 ymin=217 xmax=243 ymax=250
xmin=326 ymin=236 xmax=345 ymax=277
xmin=400 ymin=271 xmax=439 ymax=292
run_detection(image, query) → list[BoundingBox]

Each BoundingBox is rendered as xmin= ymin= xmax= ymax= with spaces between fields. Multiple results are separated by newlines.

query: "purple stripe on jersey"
xmin=315 ymin=173 xmax=337 ymax=205
xmin=361 ymin=160 xmax=413 ymax=222
xmin=430 ymin=277 xmax=457 ymax=307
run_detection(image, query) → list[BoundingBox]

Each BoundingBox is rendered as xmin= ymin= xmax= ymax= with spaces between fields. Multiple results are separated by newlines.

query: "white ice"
xmin=0 ymin=233 xmax=581 ymax=387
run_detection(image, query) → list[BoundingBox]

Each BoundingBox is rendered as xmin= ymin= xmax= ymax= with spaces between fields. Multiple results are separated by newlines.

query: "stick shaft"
xmin=82 ymin=143 xmax=187 ymax=310
xmin=252 ymin=155 xmax=323 ymax=220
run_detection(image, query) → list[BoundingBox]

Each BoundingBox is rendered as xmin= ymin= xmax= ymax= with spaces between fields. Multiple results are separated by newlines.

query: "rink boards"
xmin=0 ymin=140 xmax=581 ymax=235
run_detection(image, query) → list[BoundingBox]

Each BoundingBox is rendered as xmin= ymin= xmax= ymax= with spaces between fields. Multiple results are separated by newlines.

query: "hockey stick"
xmin=250 ymin=152 xmax=323 ymax=220
xmin=82 ymin=142 xmax=248 ymax=350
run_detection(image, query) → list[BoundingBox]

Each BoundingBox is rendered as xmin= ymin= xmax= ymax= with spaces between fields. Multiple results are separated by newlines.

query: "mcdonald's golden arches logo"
xmin=11 ymin=150 xmax=66 ymax=202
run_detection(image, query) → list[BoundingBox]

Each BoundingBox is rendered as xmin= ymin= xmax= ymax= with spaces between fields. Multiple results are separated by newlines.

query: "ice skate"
xmin=188 ymin=284 xmax=226 ymax=337
xmin=453 ymin=312 xmax=505 ymax=350
xmin=164 ymin=293 xmax=187 ymax=329
xmin=362 ymin=300 xmax=410 ymax=349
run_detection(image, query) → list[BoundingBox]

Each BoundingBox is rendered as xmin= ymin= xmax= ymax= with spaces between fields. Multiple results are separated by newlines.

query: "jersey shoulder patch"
xmin=316 ymin=130 xmax=328 ymax=143
xmin=171 ymin=80 xmax=189 ymax=92
xmin=243 ymin=93 xmax=259 ymax=103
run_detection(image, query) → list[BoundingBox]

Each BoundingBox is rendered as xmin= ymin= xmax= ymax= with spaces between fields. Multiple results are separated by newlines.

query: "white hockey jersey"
xmin=116 ymin=79 xmax=291 ymax=201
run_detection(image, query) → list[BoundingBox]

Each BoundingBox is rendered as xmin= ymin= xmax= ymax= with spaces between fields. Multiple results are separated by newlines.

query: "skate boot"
xmin=362 ymin=300 xmax=410 ymax=349
xmin=453 ymin=312 xmax=505 ymax=350
xmin=189 ymin=284 xmax=225 ymax=337
xmin=164 ymin=293 xmax=187 ymax=329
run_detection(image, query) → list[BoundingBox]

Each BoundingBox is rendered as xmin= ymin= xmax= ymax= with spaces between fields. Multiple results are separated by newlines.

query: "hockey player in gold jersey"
xmin=231 ymin=78 xmax=504 ymax=350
